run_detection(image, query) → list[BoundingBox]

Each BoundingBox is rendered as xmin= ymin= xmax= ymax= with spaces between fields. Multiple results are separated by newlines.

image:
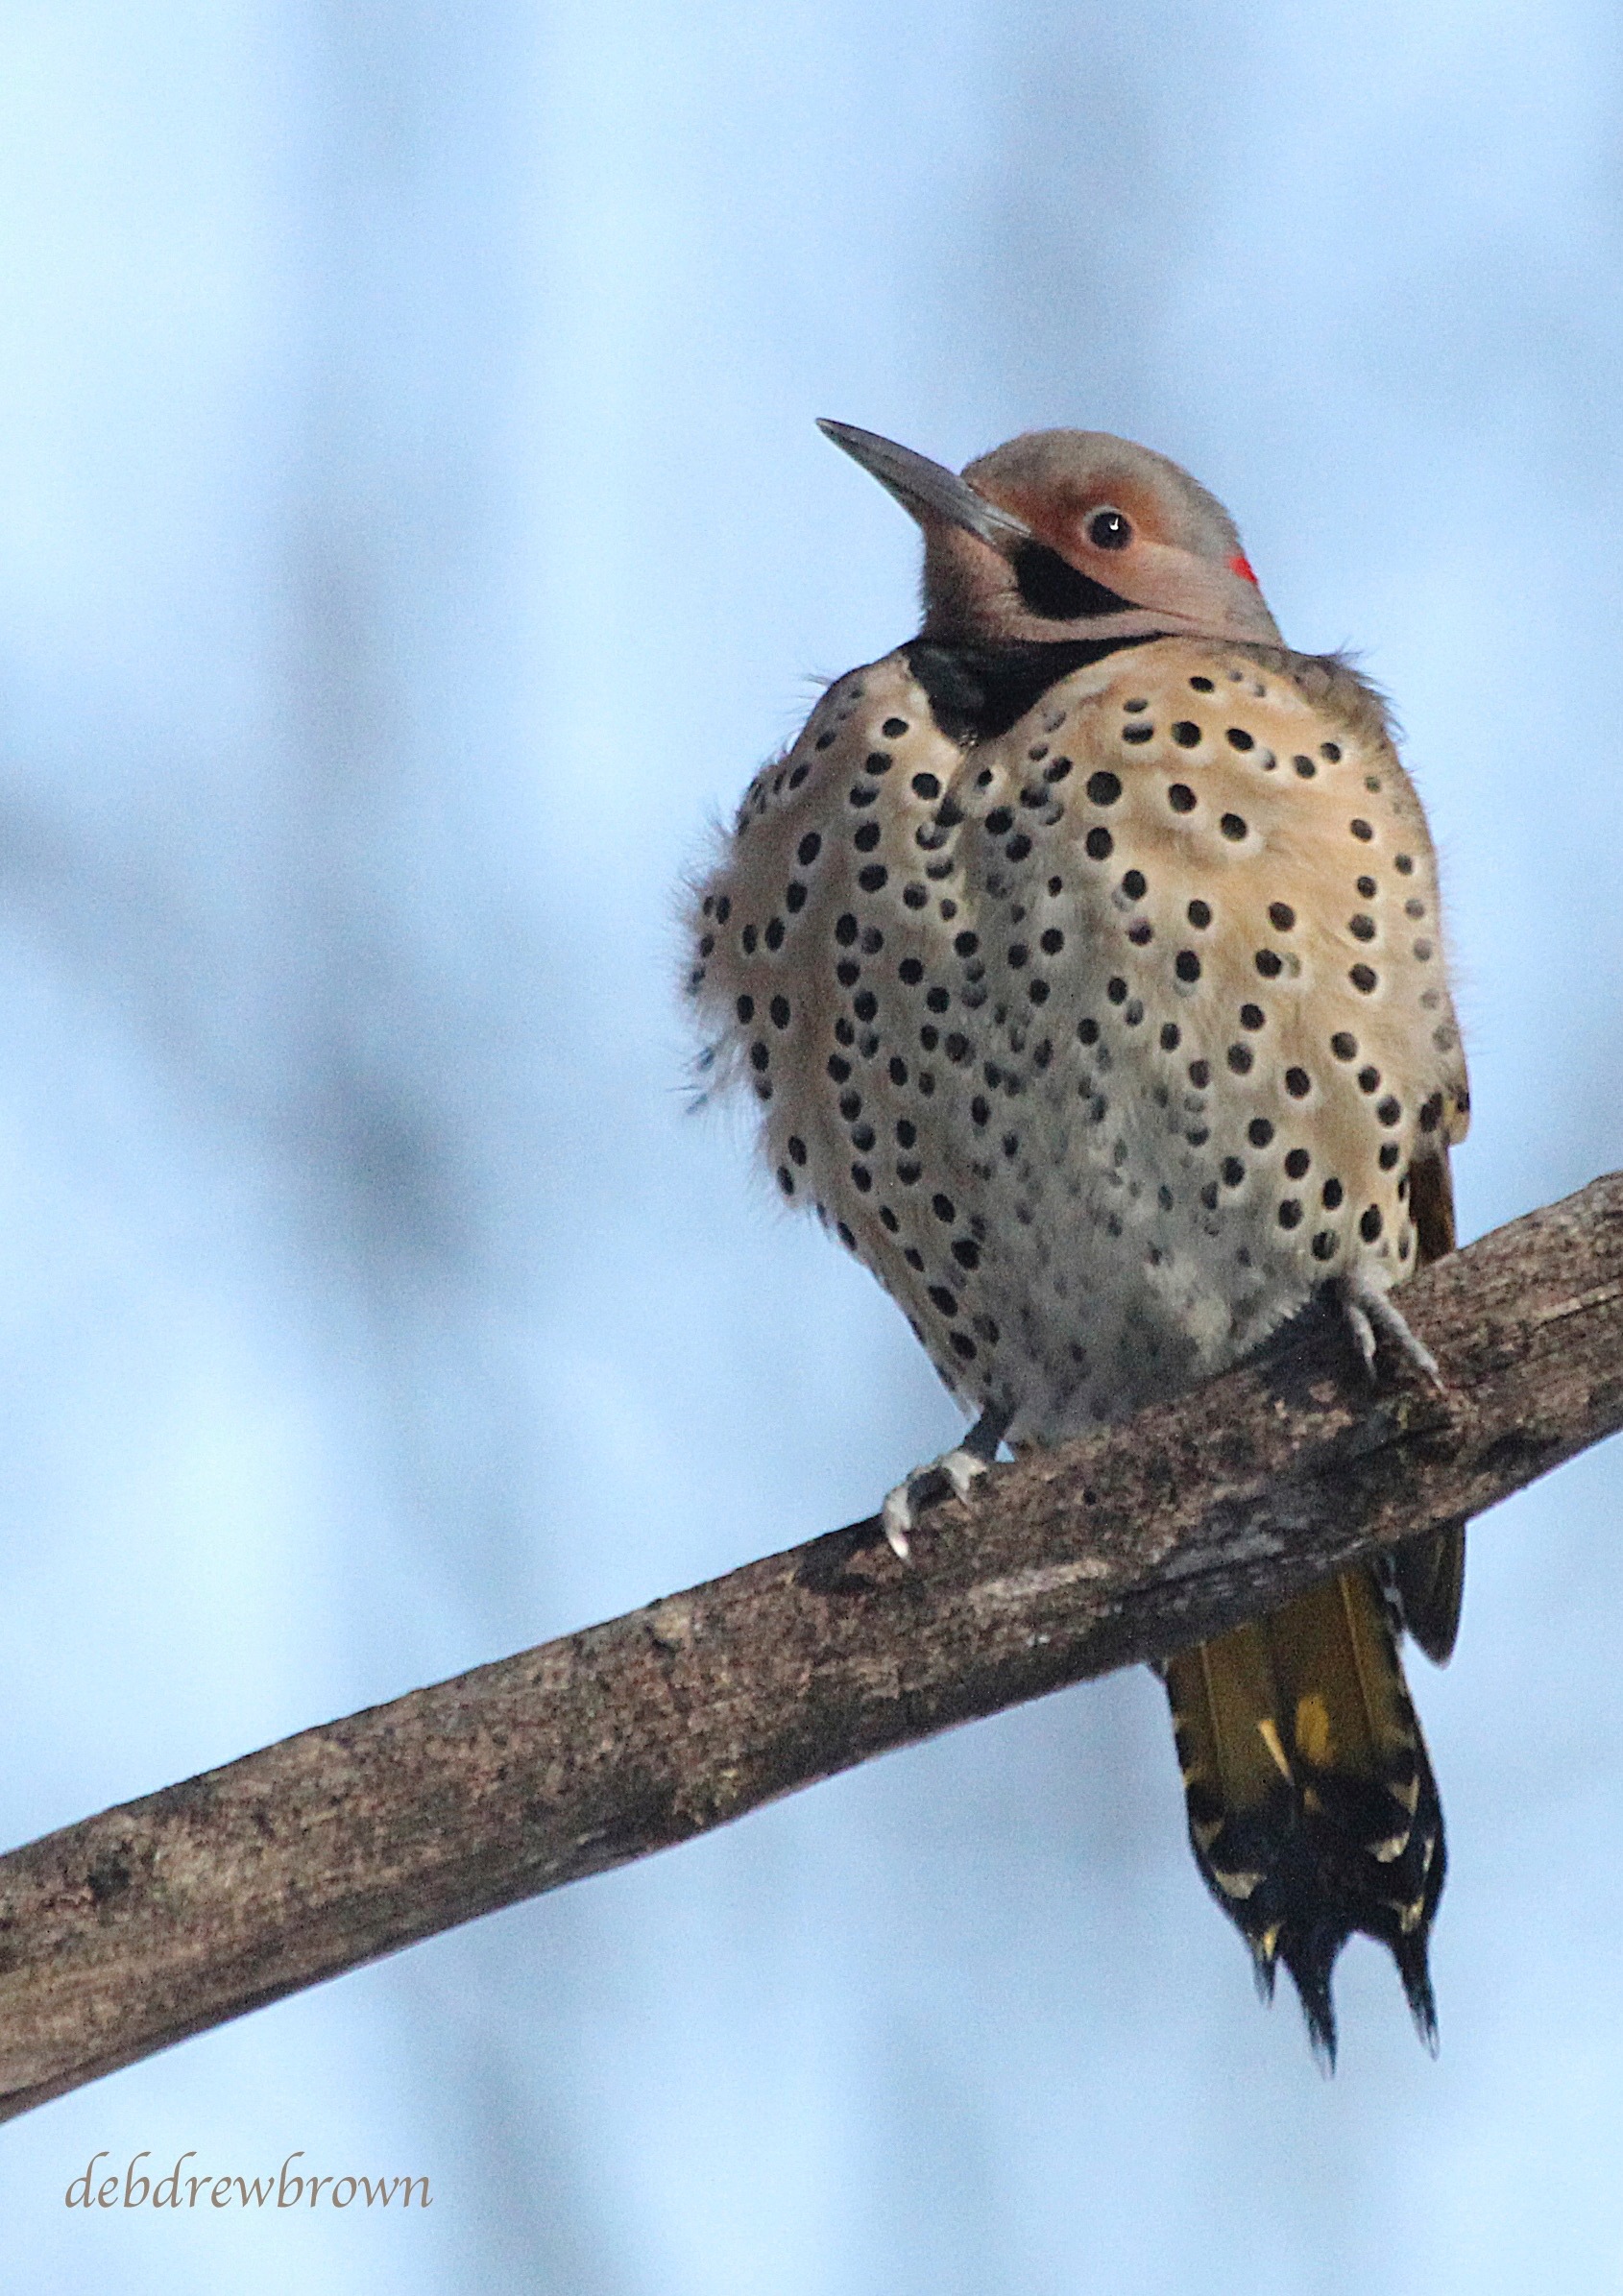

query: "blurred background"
xmin=1 ymin=0 xmax=1620 ymax=2286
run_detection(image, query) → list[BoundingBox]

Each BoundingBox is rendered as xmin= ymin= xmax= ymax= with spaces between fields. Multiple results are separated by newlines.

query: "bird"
xmin=686 ymin=417 xmax=1470 ymax=2062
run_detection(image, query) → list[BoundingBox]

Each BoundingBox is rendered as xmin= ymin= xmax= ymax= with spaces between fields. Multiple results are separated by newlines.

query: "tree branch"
xmin=3 ymin=1173 xmax=1622 ymax=2120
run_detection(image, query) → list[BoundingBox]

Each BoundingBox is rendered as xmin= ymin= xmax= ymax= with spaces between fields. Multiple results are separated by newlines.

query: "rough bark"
xmin=3 ymin=1172 xmax=1621 ymax=2121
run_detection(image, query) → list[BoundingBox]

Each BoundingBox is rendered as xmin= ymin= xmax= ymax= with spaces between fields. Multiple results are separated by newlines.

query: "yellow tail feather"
xmin=1164 ymin=1565 xmax=1445 ymax=2062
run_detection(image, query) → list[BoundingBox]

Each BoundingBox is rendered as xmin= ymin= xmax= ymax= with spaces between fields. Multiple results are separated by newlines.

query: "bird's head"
xmin=818 ymin=420 xmax=1281 ymax=651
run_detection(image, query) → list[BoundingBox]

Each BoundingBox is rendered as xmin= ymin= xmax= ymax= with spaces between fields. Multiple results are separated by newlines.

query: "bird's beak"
xmin=817 ymin=420 xmax=1031 ymax=554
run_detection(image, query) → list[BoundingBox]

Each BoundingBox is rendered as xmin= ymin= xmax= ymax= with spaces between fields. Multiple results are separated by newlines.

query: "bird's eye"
xmin=1087 ymin=508 xmax=1133 ymax=550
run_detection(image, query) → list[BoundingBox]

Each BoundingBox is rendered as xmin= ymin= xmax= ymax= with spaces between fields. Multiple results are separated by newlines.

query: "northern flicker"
xmin=687 ymin=419 xmax=1469 ymax=2061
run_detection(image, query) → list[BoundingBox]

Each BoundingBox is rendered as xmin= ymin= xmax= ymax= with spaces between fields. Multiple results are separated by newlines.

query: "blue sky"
xmin=1 ymin=2 xmax=1621 ymax=2287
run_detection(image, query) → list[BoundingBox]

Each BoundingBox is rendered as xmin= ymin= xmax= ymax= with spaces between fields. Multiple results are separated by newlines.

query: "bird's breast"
xmin=690 ymin=639 xmax=1466 ymax=1439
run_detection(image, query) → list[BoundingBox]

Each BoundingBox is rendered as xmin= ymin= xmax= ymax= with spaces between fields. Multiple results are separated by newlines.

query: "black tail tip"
xmin=1249 ymin=1939 xmax=1278 ymax=2008
xmin=1272 ymin=1927 xmax=1439 ymax=2067
xmin=1397 ymin=1935 xmax=1441 ymax=2057
xmin=1279 ymin=1932 xmax=1340 ymax=2072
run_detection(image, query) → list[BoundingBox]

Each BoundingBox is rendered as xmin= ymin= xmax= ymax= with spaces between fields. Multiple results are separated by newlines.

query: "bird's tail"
xmin=1163 ymin=1561 xmax=1447 ymax=2065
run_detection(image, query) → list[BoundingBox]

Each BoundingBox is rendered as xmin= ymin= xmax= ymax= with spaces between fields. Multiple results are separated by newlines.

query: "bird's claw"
xmin=1341 ymin=1271 xmax=1444 ymax=1390
xmin=881 ymin=1446 xmax=990 ymax=1559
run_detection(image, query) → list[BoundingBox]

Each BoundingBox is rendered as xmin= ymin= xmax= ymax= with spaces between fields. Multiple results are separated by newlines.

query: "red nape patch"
xmin=1228 ymin=552 xmax=1260 ymax=586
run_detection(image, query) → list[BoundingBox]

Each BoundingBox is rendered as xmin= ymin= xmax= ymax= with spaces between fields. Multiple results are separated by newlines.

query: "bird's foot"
xmin=1340 ymin=1269 xmax=1444 ymax=1390
xmin=882 ymin=1447 xmax=988 ymax=1559
xmin=880 ymin=1405 xmax=1010 ymax=1559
